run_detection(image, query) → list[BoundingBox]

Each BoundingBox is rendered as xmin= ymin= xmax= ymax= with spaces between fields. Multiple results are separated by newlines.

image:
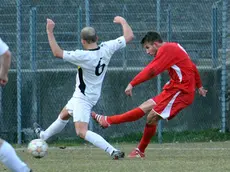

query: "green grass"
xmin=10 ymin=129 xmax=230 ymax=150
xmin=26 ymin=129 xmax=230 ymax=147
xmin=1 ymin=141 xmax=230 ymax=172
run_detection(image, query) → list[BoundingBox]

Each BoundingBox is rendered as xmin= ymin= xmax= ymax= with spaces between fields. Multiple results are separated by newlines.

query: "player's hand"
xmin=46 ymin=18 xmax=55 ymax=33
xmin=113 ymin=16 xmax=126 ymax=24
xmin=0 ymin=74 xmax=8 ymax=86
xmin=0 ymin=79 xmax=7 ymax=86
xmin=125 ymin=83 xmax=133 ymax=96
xmin=198 ymin=87 xmax=208 ymax=97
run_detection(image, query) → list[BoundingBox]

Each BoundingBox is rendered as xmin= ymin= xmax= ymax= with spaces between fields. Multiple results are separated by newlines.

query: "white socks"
xmin=40 ymin=116 xmax=69 ymax=141
xmin=0 ymin=140 xmax=30 ymax=172
xmin=39 ymin=117 xmax=117 ymax=156
xmin=85 ymin=130 xmax=116 ymax=155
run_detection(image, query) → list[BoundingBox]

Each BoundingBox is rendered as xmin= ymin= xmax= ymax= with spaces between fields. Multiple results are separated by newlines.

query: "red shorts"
xmin=152 ymin=89 xmax=195 ymax=120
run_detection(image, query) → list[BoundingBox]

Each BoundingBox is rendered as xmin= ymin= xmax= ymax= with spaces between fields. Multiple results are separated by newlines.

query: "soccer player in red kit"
xmin=92 ymin=31 xmax=207 ymax=158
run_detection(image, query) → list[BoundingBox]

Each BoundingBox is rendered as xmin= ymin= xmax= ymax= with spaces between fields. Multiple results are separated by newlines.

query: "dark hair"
xmin=141 ymin=32 xmax=163 ymax=45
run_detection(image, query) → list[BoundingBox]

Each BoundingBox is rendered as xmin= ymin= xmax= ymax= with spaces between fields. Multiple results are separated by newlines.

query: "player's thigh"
xmin=166 ymin=92 xmax=194 ymax=120
xmin=59 ymin=107 xmax=71 ymax=120
xmin=74 ymin=121 xmax=88 ymax=138
xmin=146 ymin=110 xmax=162 ymax=125
xmin=65 ymin=97 xmax=93 ymax=123
xmin=139 ymin=99 xmax=156 ymax=113
xmin=153 ymin=90 xmax=194 ymax=120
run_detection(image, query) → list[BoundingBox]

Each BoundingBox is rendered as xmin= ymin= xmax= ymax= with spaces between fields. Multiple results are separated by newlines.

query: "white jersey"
xmin=0 ymin=38 xmax=9 ymax=56
xmin=63 ymin=36 xmax=126 ymax=105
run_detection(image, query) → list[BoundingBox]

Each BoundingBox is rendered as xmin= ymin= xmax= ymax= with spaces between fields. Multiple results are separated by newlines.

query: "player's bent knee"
xmin=147 ymin=112 xmax=159 ymax=125
xmin=74 ymin=122 xmax=88 ymax=139
xmin=139 ymin=99 xmax=156 ymax=113
xmin=75 ymin=126 xmax=87 ymax=139
xmin=76 ymin=130 xmax=86 ymax=139
xmin=59 ymin=109 xmax=71 ymax=120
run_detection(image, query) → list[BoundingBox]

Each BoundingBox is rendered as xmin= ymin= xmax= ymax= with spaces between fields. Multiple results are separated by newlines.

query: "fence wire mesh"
xmin=0 ymin=0 xmax=229 ymax=143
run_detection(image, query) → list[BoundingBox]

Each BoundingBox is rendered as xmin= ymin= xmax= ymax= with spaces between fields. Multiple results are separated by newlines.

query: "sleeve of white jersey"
xmin=63 ymin=50 xmax=88 ymax=65
xmin=103 ymin=36 xmax=126 ymax=54
xmin=0 ymin=38 xmax=9 ymax=56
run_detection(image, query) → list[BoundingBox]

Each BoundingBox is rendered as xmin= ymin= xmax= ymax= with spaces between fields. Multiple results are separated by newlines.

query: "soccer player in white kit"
xmin=0 ymin=38 xmax=32 ymax=171
xmin=33 ymin=16 xmax=134 ymax=159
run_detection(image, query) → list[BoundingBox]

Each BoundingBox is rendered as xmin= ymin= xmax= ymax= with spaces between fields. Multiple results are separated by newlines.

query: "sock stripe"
xmin=96 ymin=114 xmax=102 ymax=121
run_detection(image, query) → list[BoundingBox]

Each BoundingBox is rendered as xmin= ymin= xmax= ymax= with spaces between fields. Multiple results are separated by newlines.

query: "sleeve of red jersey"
xmin=130 ymin=46 xmax=177 ymax=87
xmin=192 ymin=62 xmax=202 ymax=88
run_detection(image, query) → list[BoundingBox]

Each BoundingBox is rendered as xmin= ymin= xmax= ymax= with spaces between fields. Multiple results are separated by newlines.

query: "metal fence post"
xmin=167 ymin=4 xmax=172 ymax=42
xmin=85 ymin=0 xmax=90 ymax=26
xmin=16 ymin=0 xmax=22 ymax=144
xmin=212 ymin=4 xmax=218 ymax=68
xmin=122 ymin=4 xmax=127 ymax=70
xmin=30 ymin=7 xmax=38 ymax=124
xmin=0 ymin=87 xmax=3 ymax=132
xmin=220 ymin=0 xmax=228 ymax=133
xmin=77 ymin=6 xmax=82 ymax=48
xmin=156 ymin=0 xmax=163 ymax=144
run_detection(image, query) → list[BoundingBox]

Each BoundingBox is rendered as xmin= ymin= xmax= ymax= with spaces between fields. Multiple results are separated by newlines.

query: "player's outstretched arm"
xmin=0 ymin=50 xmax=11 ymax=86
xmin=46 ymin=18 xmax=63 ymax=58
xmin=192 ymin=62 xmax=208 ymax=97
xmin=113 ymin=16 xmax=134 ymax=43
xmin=192 ymin=62 xmax=202 ymax=88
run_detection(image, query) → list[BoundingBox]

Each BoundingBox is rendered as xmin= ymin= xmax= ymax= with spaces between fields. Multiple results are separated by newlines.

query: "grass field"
xmin=1 ymin=141 xmax=230 ymax=172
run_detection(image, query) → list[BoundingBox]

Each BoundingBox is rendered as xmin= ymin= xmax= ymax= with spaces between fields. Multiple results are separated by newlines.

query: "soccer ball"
xmin=27 ymin=139 xmax=48 ymax=158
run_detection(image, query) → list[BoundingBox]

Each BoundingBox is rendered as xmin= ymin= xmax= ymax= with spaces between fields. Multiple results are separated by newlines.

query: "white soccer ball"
xmin=27 ymin=139 xmax=48 ymax=158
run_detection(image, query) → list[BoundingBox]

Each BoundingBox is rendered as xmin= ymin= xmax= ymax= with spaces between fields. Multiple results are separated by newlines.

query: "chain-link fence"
xmin=0 ymin=0 xmax=229 ymax=144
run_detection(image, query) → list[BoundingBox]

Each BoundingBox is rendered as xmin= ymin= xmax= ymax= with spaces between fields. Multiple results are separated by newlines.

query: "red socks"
xmin=138 ymin=124 xmax=157 ymax=153
xmin=107 ymin=107 xmax=145 ymax=124
xmin=105 ymin=107 xmax=156 ymax=153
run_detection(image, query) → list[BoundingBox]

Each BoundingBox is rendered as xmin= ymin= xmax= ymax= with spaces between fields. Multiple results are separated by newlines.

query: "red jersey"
xmin=130 ymin=42 xmax=202 ymax=93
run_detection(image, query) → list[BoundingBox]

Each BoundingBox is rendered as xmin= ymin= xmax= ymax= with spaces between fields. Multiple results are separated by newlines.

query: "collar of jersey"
xmin=88 ymin=47 xmax=100 ymax=51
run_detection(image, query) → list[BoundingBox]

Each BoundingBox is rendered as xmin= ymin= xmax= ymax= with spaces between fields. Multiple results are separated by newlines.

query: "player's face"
xmin=143 ymin=42 xmax=158 ymax=56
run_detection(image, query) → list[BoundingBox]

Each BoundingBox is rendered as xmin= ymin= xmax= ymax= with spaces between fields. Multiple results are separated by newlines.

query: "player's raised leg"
xmin=33 ymin=107 xmax=70 ymax=141
xmin=0 ymin=139 xmax=32 ymax=172
xmin=128 ymin=92 xmax=174 ymax=158
xmin=92 ymin=99 xmax=155 ymax=128
xmin=128 ymin=91 xmax=193 ymax=158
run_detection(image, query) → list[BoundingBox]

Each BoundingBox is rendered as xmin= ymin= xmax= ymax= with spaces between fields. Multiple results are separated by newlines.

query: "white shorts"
xmin=65 ymin=96 xmax=93 ymax=123
xmin=0 ymin=38 xmax=9 ymax=56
